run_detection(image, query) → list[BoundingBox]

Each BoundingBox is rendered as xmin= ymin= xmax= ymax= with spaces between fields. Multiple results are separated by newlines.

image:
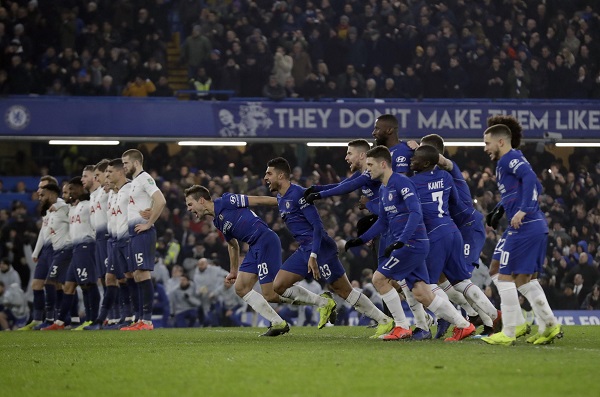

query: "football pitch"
xmin=2 ymin=326 xmax=599 ymax=397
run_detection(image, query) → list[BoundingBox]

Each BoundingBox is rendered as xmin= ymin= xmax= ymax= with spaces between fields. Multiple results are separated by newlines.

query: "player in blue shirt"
xmin=345 ymin=146 xmax=475 ymax=342
xmin=481 ymin=123 xmax=561 ymax=346
xmin=410 ymin=145 xmax=499 ymax=339
xmin=418 ymin=134 xmax=497 ymax=335
xmin=260 ymin=157 xmax=394 ymax=338
xmin=184 ymin=185 xmax=289 ymax=337
xmin=484 ymin=115 xmax=544 ymax=340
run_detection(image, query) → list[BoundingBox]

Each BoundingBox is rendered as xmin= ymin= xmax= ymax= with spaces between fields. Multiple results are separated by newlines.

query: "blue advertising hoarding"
xmin=1 ymin=97 xmax=599 ymax=139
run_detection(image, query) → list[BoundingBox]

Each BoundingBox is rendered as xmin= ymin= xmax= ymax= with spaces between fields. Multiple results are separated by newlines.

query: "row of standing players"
xmin=20 ymin=114 xmax=564 ymax=344
xmin=19 ymin=150 xmax=167 ymax=331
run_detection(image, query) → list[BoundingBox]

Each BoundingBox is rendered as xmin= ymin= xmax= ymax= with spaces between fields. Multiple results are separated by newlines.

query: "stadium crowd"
xmin=0 ymin=1 xmax=599 ymax=99
xmin=1 ymin=137 xmax=599 ymax=329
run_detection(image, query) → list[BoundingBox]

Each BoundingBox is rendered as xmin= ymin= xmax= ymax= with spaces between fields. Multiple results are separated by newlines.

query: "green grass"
xmin=2 ymin=326 xmax=599 ymax=397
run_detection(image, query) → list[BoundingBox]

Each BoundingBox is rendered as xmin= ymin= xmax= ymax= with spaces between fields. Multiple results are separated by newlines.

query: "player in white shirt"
xmin=42 ymin=177 xmax=100 ymax=330
xmin=120 ymin=149 xmax=166 ymax=331
xmin=18 ymin=176 xmax=59 ymax=330
xmin=86 ymin=158 xmax=139 ymax=330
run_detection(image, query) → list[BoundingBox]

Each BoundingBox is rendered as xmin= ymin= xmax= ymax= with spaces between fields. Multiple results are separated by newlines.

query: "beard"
xmin=375 ymin=136 xmax=386 ymax=146
xmin=126 ymin=165 xmax=137 ymax=178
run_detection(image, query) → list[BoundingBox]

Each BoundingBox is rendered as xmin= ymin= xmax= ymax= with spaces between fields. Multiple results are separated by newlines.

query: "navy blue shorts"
xmin=95 ymin=236 xmax=109 ymax=278
xmin=459 ymin=211 xmax=486 ymax=267
xmin=109 ymin=239 xmax=130 ymax=278
xmin=378 ymin=239 xmax=430 ymax=289
xmin=129 ymin=227 xmax=156 ymax=272
xmin=426 ymin=230 xmax=471 ymax=284
xmin=282 ymin=241 xmax=345 ymax=284
xmin=239 ymin=230 xmax=281 ymax=284
xmin=500 ymin=230 xmax=548 ymax=276
xmin=66 ymin=242 xmax=97 ymax=284
xmin=33 ymin=245 xmax=54 ymax=280
xmin=47 ymin=247 xmax=73 ymax=283
xmin=492 ymin=230 xmax=508 ymax=262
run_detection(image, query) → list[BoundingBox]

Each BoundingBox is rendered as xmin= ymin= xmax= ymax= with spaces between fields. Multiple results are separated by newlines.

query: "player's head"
xmin=106 ymin=158 xmax=125 ymax=185
xmin=94 ymin=159 xmax=110 ymax=186
xmin=410 ymin=145 xmax=439 ymax=173
xmin=82 ymin=165 xmax=96 ymax=191
xmin=39 ymin=183 xmax=60 ymax=208
xmin=38 ymin=175 xmax=58 ymax=196
xmin=265 ymin=157 xmax=291 ymax=192
xmin=420 ymin=133 xmax=445 ymax=153
xmin=184 ymin=185 xmax=213 ymax=219
xmin=487 ymin=115 xmax=522 ymax=148
xmin=122 ymin=149 xmax=143 ymax=178
xmin=372 ymin=114 xmax=398 ymax=146
xmin=68 ymin=176 xmax=88 ymax=202
xmin=483 ymin=124 xmax=512 ymax=161
xmin=365 ymin=146 xmax=392 ymax=181
xmin=346 ymin=139 xmax=371 ymax=172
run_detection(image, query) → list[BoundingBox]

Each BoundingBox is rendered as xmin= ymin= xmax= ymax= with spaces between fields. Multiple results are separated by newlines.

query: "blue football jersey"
xmin=361 ymin=173 xmax=428 ymax=244
xmin=495 ymin=149 xmax=547 ymax=232
xmin=278 ymin=183 xmax=332 ymax=254
xmin=446 ymin=160 xmax=481 ymax=228
xmin=389 ymin=141 xmax=414 ymax=175
xmin=212 ymin=193 xmax=272 ymax=244
xmin=411 ymin=168 xmax=460 ymax=242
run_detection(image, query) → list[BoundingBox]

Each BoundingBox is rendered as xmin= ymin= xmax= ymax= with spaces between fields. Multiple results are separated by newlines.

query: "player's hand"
xmin=305 ymin=192 xmax=321 ymax=204
xmin=225 ymin=272 xmax=237 ymax=285
xmin=139 ymin=208 xmax=152 ymax=220
xmin=384 ymin=241 xmax=404 ymax=257
xmin=308 ymin=256 xmax=319 ymax=280
xmin=485 ymin=205 xmax=505 ymax=229
xmin=344 ymin=238 xmax=363 ymax=251
xmin=407 ymin=140 xmax=419 ymax=150
xmin=134 ymin=222 xmax=151 ymax=233
xmin=510 ymin=210 xmax=526 ymax=229
xmin=303 ymin=186 xmax=317 ymax=200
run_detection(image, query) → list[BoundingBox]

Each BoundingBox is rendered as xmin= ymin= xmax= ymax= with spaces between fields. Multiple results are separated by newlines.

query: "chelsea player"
xmin=481 ymin=124 xmax=561 ymax=346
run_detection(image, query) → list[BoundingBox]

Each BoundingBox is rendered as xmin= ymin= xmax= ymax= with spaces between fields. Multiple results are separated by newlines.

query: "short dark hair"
xmin=420 ymin=134 xmax=444 ymax=153
xmin=348 ymin=139 xmax=371 ymax=152
xmin=487 ymin=115 xmax=522 ymax=148
xmin=366 ymin=146 xmax=392 ymax=166
xmin=95 ymin=159 xmax=110 ymax=172
xmin=108 ymin=158 xmax=123 ymax=168
xmin=376 ymin=114 xmax=398 ymax=130
xmin=184 ymin=185 xmax=211 ymax=201
xmin=267 ymin=157 xmax=291 ymax=178
xmin=42 ymin=183 xmax=61 ymax=195
xmin=484 ymin=124 xmax=512 ymax=140
xmin=69 ymin=176 xmax=83 ymax=186
xmin=414 ymin=145 xmax=439 ymax=166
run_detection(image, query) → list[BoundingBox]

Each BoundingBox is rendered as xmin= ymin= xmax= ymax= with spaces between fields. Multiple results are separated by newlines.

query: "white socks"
xmin=243 ymin=290 xmax=284 ymax=325
xmin=453 ymin=280 xmax=498 ymax=324
xmin=440 ymin=280 xmax=478 ymax=317
xmin=401 ymin=282 xmax=429 ymax=330
xmin=346 ymin=289 xmax=391 ymax=325
xmin=496 ymin=280 xmax=525 ymax=338
xmin=518 ymin=279 xmax=556 ymax=334
xmin=380 ymin=289 xmax=410 ymax=329
xmin=281 ymin=285 xmax=328 ymax=307
xmin=427 ymin=295 xmax=471 ymax=328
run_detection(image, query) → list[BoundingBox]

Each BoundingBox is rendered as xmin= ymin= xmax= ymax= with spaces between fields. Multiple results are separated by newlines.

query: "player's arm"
xmin=309 ymin=172 xmax=365 ymax=203
xmin=135 ymin=190 xmax=166 ymax=232
xmin=226 ymin=238 xmax=240 ymax=285
xmin=32 ymin=229 xmax=44 ymax=262
xmin=246 ymin=196 xmax=278 ymax=206
xmin=511 ymin=161 xmax=540 ymax=228
xmin=437 ymin=155 xmax=454 ymax=171
xmin=354 ymin=199 xmax=388 ymax=243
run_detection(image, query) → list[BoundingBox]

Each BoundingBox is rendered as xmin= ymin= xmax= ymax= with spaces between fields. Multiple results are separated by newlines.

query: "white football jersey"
xmin=69 ymin=200 xmax=95 ymax=245
xmin=32 ymin=213 xmax=52 ymax=258
xmin=90 ymin=188 xmax=109 ymax=236
xmin=116 ymin=182 xmax=132 ymax=239
xmin=48 ymin=200 xmax=71 ymax=250
xmin=128 ymin=171 xmax=160 ymax=227
xmin=107 ymin=190 xmax=118 ymax=239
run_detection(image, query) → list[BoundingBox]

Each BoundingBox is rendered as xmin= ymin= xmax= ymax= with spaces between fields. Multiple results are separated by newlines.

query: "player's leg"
xmin=329 ymin=272 xmax=394 ymax=336
xmin=274 ymin=250 xmax=331 ymax=308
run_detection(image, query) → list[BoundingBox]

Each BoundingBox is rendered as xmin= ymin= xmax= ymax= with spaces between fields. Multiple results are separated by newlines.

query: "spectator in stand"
xmin=581 ymin=284 xmax=600 ymax=310
xmin=168 ymin=272 xmax=201 ymax=328
xmin=181 ymin=25 xmax=212 ymax=78
xmin=122 ymin=75 xmax=156 ymax=97
xmin=262 ymin=74 xmax=286 ymax=101
xmin=151 ymin=76 xmax=173 ymax=97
